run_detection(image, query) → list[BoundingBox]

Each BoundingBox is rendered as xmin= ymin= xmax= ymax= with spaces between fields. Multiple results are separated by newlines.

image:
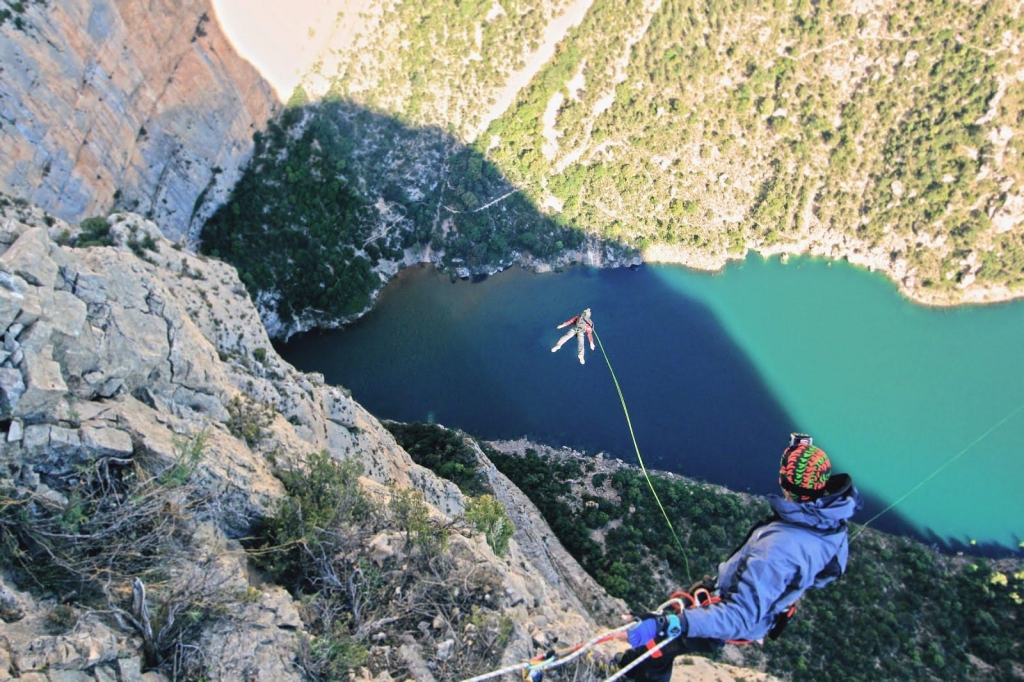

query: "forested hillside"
xmin=200 ymin=102 xmax=589 ymax=335
xmin=207 ymin=0 xmax=1024 ymax=331
xmin=482 ymin=0 xmax=1024 ymax=300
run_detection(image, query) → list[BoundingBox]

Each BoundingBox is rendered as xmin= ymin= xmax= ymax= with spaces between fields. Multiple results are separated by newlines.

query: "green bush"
xmin=225 ymin=395 xmax=273 ymax=447
xmin=256 ymin=451 xmax=372 ymax=587
xmin=296 ymin=628 xmax=368 ymax=682
xmin=75 ymin=216 xmax=114 ymax=247
xmin=465 ymin=495 xmax=514 ymax=557
xmin=389 ymin=487 xmax=448 ymax=555
xmin=0 ymin=432 xmax=207 ymax=596
xmin=0 ymin=431 xmax=225 ymax=677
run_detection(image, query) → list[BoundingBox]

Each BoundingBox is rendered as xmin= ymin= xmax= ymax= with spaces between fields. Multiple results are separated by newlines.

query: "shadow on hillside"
xmin=199 ymin=100 xmax=609 ymax=327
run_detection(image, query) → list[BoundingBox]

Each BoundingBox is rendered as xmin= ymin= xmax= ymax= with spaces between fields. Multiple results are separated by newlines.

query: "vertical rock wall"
xmin=0 ymin=0 xmax=278 ymax=241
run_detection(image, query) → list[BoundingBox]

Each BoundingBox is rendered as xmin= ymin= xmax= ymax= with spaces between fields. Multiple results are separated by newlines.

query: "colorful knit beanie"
xmin=779 ymin=434 xmax=831 ymax=501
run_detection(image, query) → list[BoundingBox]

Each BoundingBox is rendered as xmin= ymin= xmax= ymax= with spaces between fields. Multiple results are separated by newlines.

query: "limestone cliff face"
xmin=0 ymin=1 xmax=277 ymax=242
xmin=0 ymin=202 xmax=637 ymax=680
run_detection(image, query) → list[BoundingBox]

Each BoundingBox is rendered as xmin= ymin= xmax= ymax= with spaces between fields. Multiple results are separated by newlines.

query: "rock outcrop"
xmin=0 ymin=1 xmax=278 ymax=242
xmin=0 ymin=202 xmax=645 ymax=680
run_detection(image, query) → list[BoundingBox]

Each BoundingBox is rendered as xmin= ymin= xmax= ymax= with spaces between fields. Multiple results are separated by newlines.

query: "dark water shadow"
xmin=251 ymin=100 xmax=1018 ymax=557
xmin=285 ymin=266 xmax=800 ymax=511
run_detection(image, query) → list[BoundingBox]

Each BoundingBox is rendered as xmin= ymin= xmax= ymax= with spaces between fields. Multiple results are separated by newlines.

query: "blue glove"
xmin=626 ymin=613 xmax=685 ymax=647
xmin=618 ymin=614 xmax=688 ymax=680
xmin=626 ymin=618 xmax=660 ymax=647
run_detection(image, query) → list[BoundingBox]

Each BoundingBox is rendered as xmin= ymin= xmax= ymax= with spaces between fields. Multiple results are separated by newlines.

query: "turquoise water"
xmin=652 ymin=255 xmax=1024 ymax=552
xmin=280 ymin=256 xmax=1024 ymax=553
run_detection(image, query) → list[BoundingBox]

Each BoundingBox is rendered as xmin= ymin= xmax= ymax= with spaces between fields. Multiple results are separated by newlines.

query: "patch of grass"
xmin=464 ymin=494 xmax=514 ymax=557
xmin=225 ymin=395 xmax=274 ymax=448
xmin=0 ymin=430 xmax=230 ymax=678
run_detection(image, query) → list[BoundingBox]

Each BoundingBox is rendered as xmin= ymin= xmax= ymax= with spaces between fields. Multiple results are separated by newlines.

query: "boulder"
xmin=398 ymin=637 xmax=437 ymax=682
xmin=21 ymin=425 xmax=51 ymax=451
xmin=0 ymin=285 xmax=24 ymax=331
xmin=435 ymin=639 xmax=455 ymax=660
xmin=47 ymin=291 xmax=88 ymax=340
xmin=0 ymin=581 xmax=25 ymax=623
xmin=16 ymin=347 xmax=68 ymax=419
xmin=0 ymin=367 xmax=25 ymax=413
xmin=198 ymin=586 xmax=305 ymax=682
xmin=11 ymin=627 xmax=120 ymax=674
xmin=7 ymin=418 xmax=24 ymax=443
xmin=80 ymin=425 xmax=134 ymax=457
xmin=0 ymin=229 xmax=57 ymax=289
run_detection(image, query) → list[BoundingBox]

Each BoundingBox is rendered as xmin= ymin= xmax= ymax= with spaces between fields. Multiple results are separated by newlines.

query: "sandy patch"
xmin=211 ymin=0 xmax=374 ymax=100
xmin=553 ymin=0 xmax=662 ymax=173
xmin=566 ymin=62 xmax=587 ymax=99
xmin=542 ymin=91 xmax=566 ymax=159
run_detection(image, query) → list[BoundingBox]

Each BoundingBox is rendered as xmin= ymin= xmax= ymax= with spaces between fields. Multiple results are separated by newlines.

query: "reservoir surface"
xmin=279 ymin=255 xmax=1024 ymax=553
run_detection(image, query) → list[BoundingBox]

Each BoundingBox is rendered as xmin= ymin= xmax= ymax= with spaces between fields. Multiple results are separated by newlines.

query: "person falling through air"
xmin=551 ymin=308 xmax=595 ymax=365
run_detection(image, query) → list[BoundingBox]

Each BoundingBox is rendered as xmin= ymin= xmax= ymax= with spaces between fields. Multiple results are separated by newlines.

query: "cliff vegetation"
xmin=0 ymin=202 xmax=633 ymax=681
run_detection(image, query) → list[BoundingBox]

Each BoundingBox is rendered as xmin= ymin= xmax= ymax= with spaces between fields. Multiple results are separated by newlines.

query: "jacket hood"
xmin=768 ymin=474 xmax=862 ymax=532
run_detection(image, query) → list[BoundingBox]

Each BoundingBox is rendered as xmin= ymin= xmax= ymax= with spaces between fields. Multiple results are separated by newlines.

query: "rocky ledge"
xmin=0 ymin=202 xmax=668 ymax=681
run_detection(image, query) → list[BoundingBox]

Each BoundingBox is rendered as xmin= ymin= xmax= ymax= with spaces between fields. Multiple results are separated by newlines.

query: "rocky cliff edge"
xmin=0 ymin=198 xmax=645 ymax=681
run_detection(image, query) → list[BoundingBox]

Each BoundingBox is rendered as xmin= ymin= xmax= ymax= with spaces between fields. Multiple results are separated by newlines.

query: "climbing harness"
xmin=593 ymin=329 xmax=693 ymax=585
xmin=850 ymin=401 xmax=1024 ymax=542
xmin=662 ymin=590 xmax=758 ymax=646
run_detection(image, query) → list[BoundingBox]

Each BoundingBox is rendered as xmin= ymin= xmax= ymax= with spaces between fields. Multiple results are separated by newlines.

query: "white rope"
xmin=460 ymin=596 xmax=686 ymax=681
xmin=460 ymin=622 xmax=638 ymax=682
xmin=533 ymin=621 xmax=638 ymax=672
xmin=603 ymin=636 xmax=679 ymax=682
xmin=460 ymin=659 xmax=532 ymax=682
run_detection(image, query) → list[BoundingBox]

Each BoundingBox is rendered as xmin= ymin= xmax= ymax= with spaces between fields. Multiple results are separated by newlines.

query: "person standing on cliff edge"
xmin=613 ymin=433 xmax=862 ymax=681
xmin=551 ymin=308 xmax=595 ymax=365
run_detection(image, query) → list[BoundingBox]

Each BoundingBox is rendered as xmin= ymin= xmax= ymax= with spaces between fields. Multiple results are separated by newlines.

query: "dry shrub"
xmin=0 ymin=432 xmax=242 ymax=679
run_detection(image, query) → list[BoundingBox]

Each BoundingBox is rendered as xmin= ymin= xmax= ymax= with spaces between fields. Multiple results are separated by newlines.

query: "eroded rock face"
xmin=0 ymin=1 xmax=278 ymax=242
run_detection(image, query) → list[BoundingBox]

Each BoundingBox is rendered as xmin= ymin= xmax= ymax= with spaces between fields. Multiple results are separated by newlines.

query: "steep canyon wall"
xmin=0 ymin=0 xmax=277 ymax=242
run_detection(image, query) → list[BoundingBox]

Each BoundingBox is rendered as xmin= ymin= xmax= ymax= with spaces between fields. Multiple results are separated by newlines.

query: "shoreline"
xmin=261 ymin=233 xmax=1024 ymax=342
xmin=641 ymin=240 xmax=1024 ymax=310
xmin=485 ymin=437 xmax=1024 ymax=561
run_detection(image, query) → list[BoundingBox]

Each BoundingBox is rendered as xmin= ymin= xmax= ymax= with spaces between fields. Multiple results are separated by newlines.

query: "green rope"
xmin=851 ymin=401 xmax=1024 ymax=542
xmin=594 ymin=329 xmax=693 ymax=584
